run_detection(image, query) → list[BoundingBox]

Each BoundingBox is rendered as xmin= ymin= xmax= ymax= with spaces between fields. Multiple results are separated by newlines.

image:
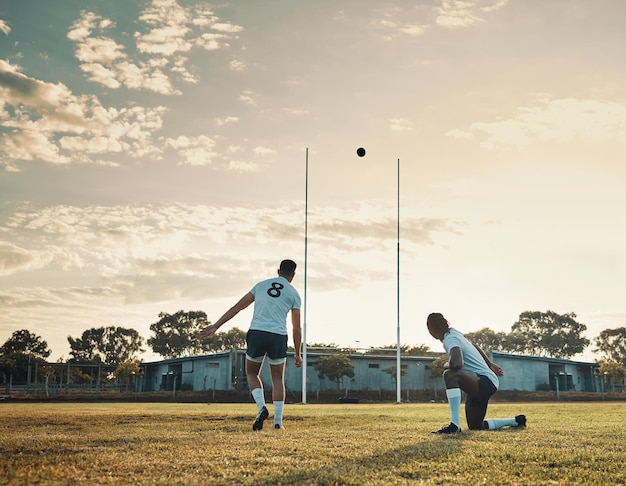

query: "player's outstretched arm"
xmin=199 ymin=292 xmax=254 ymax=338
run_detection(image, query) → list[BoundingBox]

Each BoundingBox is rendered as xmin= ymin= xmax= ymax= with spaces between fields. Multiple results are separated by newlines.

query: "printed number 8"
xmin=267 ymin=282 xmax=284 ymax=298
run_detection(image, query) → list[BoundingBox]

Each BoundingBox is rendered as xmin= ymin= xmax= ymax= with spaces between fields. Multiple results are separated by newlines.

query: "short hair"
xmin=279 ymin=259 xmax=297 ymax=276
xmin=427 ymin=312 xmax=450 ymax=333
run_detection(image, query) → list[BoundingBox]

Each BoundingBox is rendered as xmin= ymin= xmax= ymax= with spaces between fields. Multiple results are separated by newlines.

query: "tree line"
xmin=1 ymin=309 xmax=625 ymax=387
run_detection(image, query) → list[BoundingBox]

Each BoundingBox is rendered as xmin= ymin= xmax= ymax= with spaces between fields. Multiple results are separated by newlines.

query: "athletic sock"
xmin=273 ymin=401 xmax=284 ymax=426
xmin=446 ymin=388 xmax=462 ymax=428
xmin=251 ymin=388 xmax=265 ymax=411
xmin=485 ymin=418 xmax=518 ymax=430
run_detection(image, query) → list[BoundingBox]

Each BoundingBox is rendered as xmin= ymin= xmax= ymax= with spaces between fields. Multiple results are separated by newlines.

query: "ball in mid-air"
xmin=356 ymin=147 xmax=366 ymax=157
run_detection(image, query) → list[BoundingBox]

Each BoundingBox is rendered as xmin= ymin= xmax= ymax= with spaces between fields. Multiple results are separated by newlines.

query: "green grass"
xmin=1 ymin=401 xmax=625 ymax=485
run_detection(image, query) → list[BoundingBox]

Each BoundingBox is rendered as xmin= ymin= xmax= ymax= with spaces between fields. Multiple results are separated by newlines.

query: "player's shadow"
xmin=395 ymin=438 xmax=469 ymax=479
xmin=340 ymin=436 xmax=466 ymax=480
xmin=261 ymin=434 xmax=466 ymax=484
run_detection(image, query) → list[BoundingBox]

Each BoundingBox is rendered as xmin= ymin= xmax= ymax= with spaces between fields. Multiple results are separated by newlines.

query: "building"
xmin=492 ymin=351 xmax=598 ymax=392
xmin=141 ymin=350 xmax=234 ymax=392
xmin=138 ymin=350 xmax=600 ymax=395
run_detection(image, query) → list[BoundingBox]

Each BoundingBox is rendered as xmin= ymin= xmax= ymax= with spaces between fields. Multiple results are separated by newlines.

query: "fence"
xmin=0 ymin=361 xmax=132 ymax=397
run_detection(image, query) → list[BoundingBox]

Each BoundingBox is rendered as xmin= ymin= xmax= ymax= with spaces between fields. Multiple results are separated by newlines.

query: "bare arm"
xmin=198 ymin=292 xmax=255 ymax=339
xmin=447 ymin=346 xmax=463 ymax=370
xmin=291 ymin=308 xmax=302 ymax=368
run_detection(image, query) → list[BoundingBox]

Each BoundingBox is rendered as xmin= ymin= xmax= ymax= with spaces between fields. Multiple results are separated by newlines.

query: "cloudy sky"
xmin=1 ymin=0 xmax=624 ymax=363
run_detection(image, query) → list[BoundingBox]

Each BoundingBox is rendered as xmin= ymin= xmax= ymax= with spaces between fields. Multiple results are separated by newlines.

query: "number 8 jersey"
xmin=249 ymin=276 xmax=301 ymax=335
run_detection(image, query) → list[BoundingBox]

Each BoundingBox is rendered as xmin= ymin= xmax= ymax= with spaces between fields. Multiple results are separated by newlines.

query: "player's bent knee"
xmin=442 ymin=369 xmax=457 ymax=385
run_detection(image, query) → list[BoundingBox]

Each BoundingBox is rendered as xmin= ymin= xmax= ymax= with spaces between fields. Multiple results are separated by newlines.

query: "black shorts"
xmin=246 ymin=329 xmax=288 ymax=360
xmin=465 ymin=374 xmax=497 ymax=410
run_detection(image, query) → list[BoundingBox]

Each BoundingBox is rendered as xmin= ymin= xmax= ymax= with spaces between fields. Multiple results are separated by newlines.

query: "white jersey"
xmin=249 ymin=276 xmax=301 ymax=335
xmin=443 ymin=327 xmax=499 ymax=389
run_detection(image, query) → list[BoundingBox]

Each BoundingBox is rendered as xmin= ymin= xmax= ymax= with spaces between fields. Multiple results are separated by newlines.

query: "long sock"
xmin=251 ymin=387 xmax=265 ymax=412
xmin=446 ymin=388 xmax=462 ymax=428
xmin=485 ymin=418 xmax=518 ymax=430
xmin=273 ymin=401 xmax=284 ymax=426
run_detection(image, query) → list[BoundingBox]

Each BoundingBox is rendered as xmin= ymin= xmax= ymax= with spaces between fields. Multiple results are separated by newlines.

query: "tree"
xmin=67 ymin=326 xmax=145 ymax=365
xmin=366 ymin=345 xmax=408 ymax=356
xmin=511 ymin=310 xmax=590 ymax=358
xmin=407 ymin=344 xmax=433 ymax=356
xmin=307 ymin=343 xmax=340 ymax=353
xmin=430 ymin=356 xmax=447 ymax=378
xmin=0 ymin=353 xmax=19 ymax=385
xmin=464 ymin=328 xmax=509 ymax=352
xmin=39 ymin=363 xmax=58 ymax=397
xmin=1 ymin=329 xmax=51 ymax=360
xmin=593 ymin=328 xmax=626 ymax=366
xmin=383 ymin=364 xmax=407 ymax=389
xmin=114 ymin=361 xmax=141 ymax=391
xmin=596 ymin=361 xmax=626 ymax=392
xmin=307 ymin=343 xmax=339 ymax=350
xmin=0 ymin=330 xmax=52 ymax=385
xmin=429 ymin=356 xmax=447 ymax=400
xmin=503 ymin=331 xmax=530 ymax=355
xmin=312 ymin=354 xmax=355 ymax=391
xmin=68 ymin=365 xmax=94 ymax=385
xmin=147 ymin=310 xmax=209 ymax=359
xmin=365 ymin=344 xmax=432 ymax=356
xmin=201 ymin=327 xmax=247 ymax=353
xmin=0 ymin=352 xmax=45 ymax=385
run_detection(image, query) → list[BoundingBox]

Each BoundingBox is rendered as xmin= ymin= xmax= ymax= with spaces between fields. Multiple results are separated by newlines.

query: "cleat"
xmin=274 ymin=423 xmax=284 ymax=430
xmin=515 ymin=415 xmax=527 ymax=428
xmin=432 ymin=422 xmax=461 ymax=434
xmin=252 ymin=406 xmax=269 ymax=431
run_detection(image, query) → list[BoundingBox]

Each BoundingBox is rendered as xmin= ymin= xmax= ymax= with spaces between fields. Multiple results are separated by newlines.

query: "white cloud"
xmin=0 ymin=19 xmax=11 ymax=36
xmin=445 ymin=128 xmax=475 ymax=141
xmin=77 ymin=62 xmax=123 ymax=89
xmin=211 ymin=22 xmax=244 ymax=34
xmin=461 ymin=97 xmax=626 ymax=149
xmin=229 ymin=160 xmax=259 ymax=173
xmin=1 ymin=130 xmax=70 ymax=165
xmin=136 ymin=1 xmax=193 ymax=56
xmin=215 ymin=116 xmax=239 ymax=126
xmin=0 ymin=60 xmax=71 ymax=111
xmin=1 ymin=202 xmax=455 ymax=282
xmin=164 ymin=135 xmax=218 ymax=166
xmin=253 ymin=146 xmax=276 ymax=157
xmin=436 ymin=0 xmax=509 ymax=28
xmin=281 ymin=107 xmax=309 ymax=116
xmin=0 ymin=60 xmax=167 ymax=166
xmin=399 ymin=24 xmax=426 ymax=36
xmin=0 ymin=241 xmax=36 ymax=275
xmin=73 ymin=35 xmax=127 ymax=64
xmin=389 ymin=118 xmax=413 ymax=132
xmin=481 ymin=0 xmax=510 ymax=13
xmin=229 ymin=59 xmax=246 ymax=72
xmin=0 ymin=203 xmax=299 ymax=286
xmin=67 ymin=0 xmax=243 ymax=94
xmin=196 ymin=32 xmax=230 ymax=51
xmin=239 ymin=90 xmax=257 ymax=105
xmin=375 ymin=15 xmax=427 ymax=39
xmin=68 ymin=11 xmax=181 ymax=95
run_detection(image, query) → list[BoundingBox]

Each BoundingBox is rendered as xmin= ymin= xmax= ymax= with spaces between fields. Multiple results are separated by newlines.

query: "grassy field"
xmin=1 ymin=401 xmax=625 ymax=485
